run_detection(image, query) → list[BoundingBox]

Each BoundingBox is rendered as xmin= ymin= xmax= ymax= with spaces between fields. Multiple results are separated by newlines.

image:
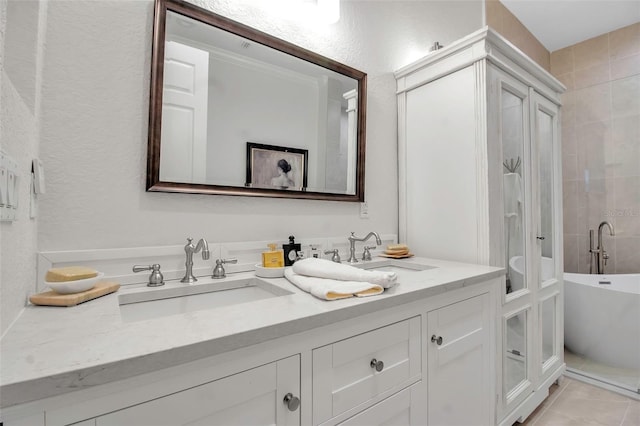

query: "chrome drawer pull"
xmin=431 ymin=335 xmax=443 ymax=345
xmin=370 ymin=358 xmax=384 ymax=372
xmin=283 ymin=393 xmax=300 ymax=411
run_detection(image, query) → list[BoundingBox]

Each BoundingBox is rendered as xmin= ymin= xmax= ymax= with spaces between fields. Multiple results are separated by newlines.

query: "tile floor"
xmin=517 ymin=377 xmax=640 ymax=425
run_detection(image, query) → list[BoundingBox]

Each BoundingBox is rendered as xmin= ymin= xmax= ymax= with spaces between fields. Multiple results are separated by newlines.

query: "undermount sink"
xmin=119 ymin=277 xmax=292 ymax=323
xmin=358 ymin=260 xmax=436 ymax=274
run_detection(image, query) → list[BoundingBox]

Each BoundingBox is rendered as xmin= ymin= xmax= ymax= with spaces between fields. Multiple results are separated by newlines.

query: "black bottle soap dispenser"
xmin=283 ymin=235 xmax=301 ymax=266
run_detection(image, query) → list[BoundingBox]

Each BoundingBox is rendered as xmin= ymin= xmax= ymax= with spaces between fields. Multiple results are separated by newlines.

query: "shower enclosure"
xmin=551 ymin=23 xmax=640 ymax=399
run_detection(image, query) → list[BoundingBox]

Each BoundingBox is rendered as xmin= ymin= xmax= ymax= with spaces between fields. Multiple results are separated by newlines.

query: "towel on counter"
xmin=292 ymin=257 xmax=397 ymax=288
xmin=284 ymin=269 xmax=383 ymax=300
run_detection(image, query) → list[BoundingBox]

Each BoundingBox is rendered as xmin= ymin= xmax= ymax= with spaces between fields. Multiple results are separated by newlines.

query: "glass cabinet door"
xmin=532 ymin=92 xmax=563 ymax=380
xmin=505 ymin=310 xmax=529 ymax=399
xmin=501 ymin=87 xmax=528 ymax=295
xmin=532 ymin=94 xmax=560 ymax=288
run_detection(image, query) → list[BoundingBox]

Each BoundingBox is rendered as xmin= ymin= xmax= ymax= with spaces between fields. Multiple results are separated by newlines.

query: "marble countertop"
xmin=0 ymin=256 xmax=503 ymax=408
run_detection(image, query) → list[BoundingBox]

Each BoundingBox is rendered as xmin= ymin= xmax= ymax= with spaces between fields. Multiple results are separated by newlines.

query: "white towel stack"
xmin=284 ymin=258 xmax=398 ymax=301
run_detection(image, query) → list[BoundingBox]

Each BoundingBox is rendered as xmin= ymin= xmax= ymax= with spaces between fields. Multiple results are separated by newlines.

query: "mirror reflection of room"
xmin=159 ymin=10 xmax=359 ymax=196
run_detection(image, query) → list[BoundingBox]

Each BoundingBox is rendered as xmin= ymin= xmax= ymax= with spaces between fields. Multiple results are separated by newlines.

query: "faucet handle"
xmin=362 ymin=246 xmax=376 ymax=261
xmin=324 ymin=249 xmax=341 ymax=263
xmin=133 ymin=264 xmax=164 ymax=287
xmin=212 ymin=258 xmax=238 ymax=279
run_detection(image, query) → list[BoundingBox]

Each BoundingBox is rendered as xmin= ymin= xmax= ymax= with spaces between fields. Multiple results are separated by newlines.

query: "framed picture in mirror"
xmin=246 ymin=143 xmax=308 ymax=191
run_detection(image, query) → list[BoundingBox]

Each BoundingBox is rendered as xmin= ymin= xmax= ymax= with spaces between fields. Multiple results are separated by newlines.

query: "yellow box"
xmin=262 ymin=244 xmax=285 ymax=268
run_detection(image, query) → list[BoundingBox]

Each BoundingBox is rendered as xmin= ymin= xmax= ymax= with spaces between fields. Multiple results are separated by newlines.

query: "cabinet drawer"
xmin=336 ymin=383 xmax=424 ymax=426
xmin=313 ymin=317 xmax=421 ymax=425
xmin=96 ymin=355 xmax=300 ymax=426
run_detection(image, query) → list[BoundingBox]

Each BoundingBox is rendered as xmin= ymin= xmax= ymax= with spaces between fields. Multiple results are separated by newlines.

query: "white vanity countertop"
xmin=0 ymin=256 xmax=503 ymax=408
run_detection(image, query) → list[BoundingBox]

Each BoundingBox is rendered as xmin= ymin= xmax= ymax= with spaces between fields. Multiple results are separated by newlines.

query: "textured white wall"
xmin=37 ymin=0 xmax=482 ymax=253
xmin=3 ymin=0 xmax=482 ymax=333
xmin=0 ymin=0 xmax=46 ymax=335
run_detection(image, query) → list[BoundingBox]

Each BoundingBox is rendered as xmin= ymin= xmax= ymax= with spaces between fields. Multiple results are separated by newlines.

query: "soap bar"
xmin=385 ymin=244 xmax=409 ymax=256
xmin=45 ymin=266 xmax=98 ymax=282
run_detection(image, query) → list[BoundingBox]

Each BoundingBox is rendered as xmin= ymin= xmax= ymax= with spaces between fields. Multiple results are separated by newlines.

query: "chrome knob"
xmin=431 ymin=335 xmax=443 ymax=345
xmin=324 ymin=249 xmax=341 ymax=263
xmin=283 ymin=393 xmax=300 ymax=411
xmin=370 ymin=358 xmax=384 ymax=372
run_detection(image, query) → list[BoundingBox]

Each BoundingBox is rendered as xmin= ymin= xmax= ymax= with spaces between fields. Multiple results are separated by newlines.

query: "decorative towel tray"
xmin=378 ymin=253 xmax=414 ymax=259
xmin=30 ymin=281 xmax=120 ymax=307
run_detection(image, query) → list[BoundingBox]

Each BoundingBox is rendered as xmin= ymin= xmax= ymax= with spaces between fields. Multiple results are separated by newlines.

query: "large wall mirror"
xmin=148 ymin=0 xmax=367 ymax=201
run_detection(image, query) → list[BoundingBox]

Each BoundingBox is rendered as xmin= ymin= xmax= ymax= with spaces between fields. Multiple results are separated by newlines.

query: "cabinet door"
xmin=489 ymin=65 xmax=536 ymax=417
xmin=336 ymin=384 xmax=424 ymax=426
xmin=530 ymin=91 xmax=563 ymax=381
xmin=427 ymin=293 xmax=492 ymax=426
xmin=96 ymin=355 xmax=300 ymax=426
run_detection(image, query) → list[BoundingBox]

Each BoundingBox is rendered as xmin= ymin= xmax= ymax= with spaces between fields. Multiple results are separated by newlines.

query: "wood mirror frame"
xmin=147 ymin=0 xmax=367 ymax=201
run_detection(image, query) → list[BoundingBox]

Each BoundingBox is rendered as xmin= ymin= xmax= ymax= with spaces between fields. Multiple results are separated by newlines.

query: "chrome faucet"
xmin=347 ymin=231 xmax=382 ymax=263
xmin=589 ymin=221 xmax=615 ymax=274
xmin=181 ymin=237 xmax=210 ymax=283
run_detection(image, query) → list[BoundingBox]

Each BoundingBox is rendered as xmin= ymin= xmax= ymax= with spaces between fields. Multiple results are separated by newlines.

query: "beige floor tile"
xmin=513 ymin=377 xmax=640 ymax=425
xmin=622 ymin=401 xmax=640 ymax=426
xmin=562 ymin=378 xmax=633 ymax=402
xmin=543 ymin=398 xmax=629 ymax=425
xmin=534 ymin=408 xmax=597 ymax=425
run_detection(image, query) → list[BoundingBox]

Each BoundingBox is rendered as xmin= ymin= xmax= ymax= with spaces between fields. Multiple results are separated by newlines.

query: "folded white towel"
xmin=503 ymin=172 xmax=522 ymax=218
xmin=292 ymin=258 xmax=397 ymax=289
xmin=284 ymin=269 xmax=383 ymax=300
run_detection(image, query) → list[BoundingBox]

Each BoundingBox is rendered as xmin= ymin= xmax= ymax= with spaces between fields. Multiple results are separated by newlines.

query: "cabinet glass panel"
xmin=505 ymin=311 xmax=527 ymax=397
xmin=541 ymin=297 xmax=556 ymax=366
xmin=502 ymin=88 xmax=526 ymax=294
xmin=536 ymin=108 xmax=555 ymax=284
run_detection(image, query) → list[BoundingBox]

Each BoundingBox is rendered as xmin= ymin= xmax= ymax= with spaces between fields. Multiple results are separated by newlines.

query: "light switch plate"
xmin=33 ymin=158 xmax=45 ymax=194
xmin=0 ymin=165 xmax=6 ymax=207
xmin=1 ymin=150 xmax=18 ymax=221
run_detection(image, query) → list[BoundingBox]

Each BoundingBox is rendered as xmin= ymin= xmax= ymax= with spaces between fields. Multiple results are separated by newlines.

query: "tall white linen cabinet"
xmin=396 ymin=27 xmax=566 ymax=425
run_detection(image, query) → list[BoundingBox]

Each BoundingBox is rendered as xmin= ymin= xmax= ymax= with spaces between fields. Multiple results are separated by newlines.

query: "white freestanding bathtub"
xmin=564 ymin=271 xmax=640 ymax=371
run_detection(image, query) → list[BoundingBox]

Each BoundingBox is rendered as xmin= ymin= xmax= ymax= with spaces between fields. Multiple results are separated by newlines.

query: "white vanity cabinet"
xmin=95 ymin=355 xmax=300 ymax=426
xmin=2 ymin=273 xmax=501 ymax=426
xmin=396 ymin=27 xmax=565 ymax=425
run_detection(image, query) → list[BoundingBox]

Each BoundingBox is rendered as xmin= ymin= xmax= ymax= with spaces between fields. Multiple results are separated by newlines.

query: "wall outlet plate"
xmin=360 ymin=201 xmax=369 ymax=218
